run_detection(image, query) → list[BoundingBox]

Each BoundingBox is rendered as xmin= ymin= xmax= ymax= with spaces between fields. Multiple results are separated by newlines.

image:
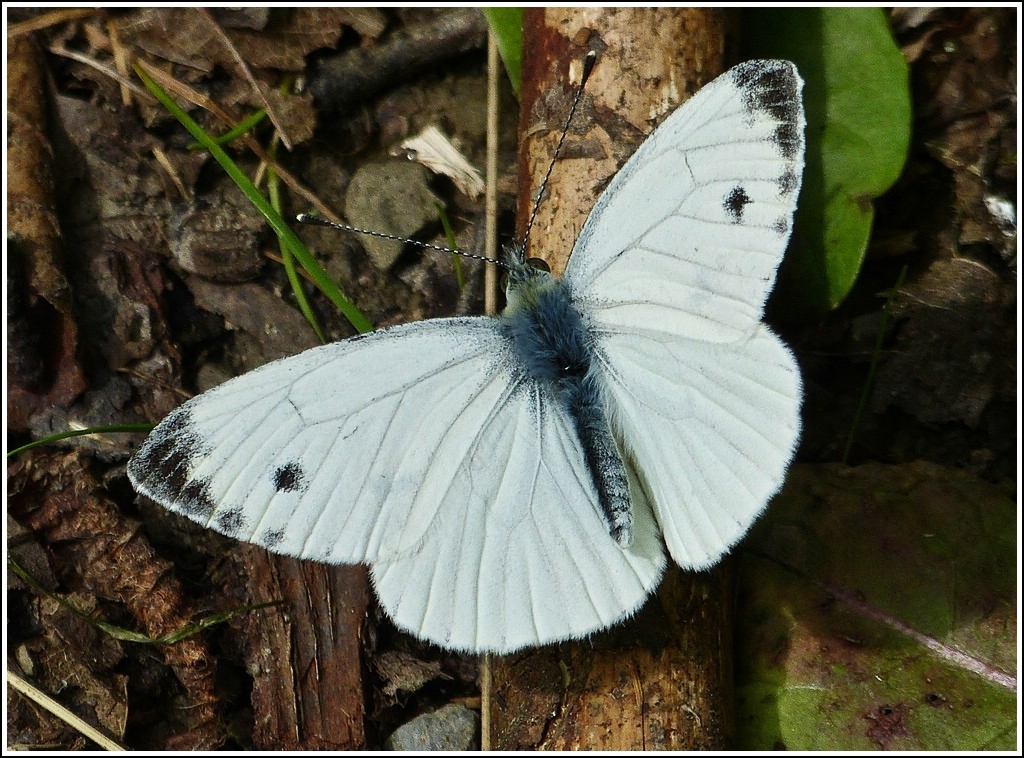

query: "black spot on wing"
xmin=778 ymin=166 xmax=800 ymax=197
xmin=732 ymin=60 xmax=803 ymax=160
xmin=180 ymin=478 xmax=217 ymax=519
xmin=216 ymin=507 xmax=247 ymax=536
xmin=273 ymin=462 xmax=306 ymax=493
xmin=773 ymin=216 xmax=790 ymax=235
xmin=261 ymin=528 xmax=285 ymax=549
xmin=724 ymin=185 xmax=752 ymax=223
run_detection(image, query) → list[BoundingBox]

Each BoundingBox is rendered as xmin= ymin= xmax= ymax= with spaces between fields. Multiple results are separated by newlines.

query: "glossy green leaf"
xmin=736 ymin=462 xmax=1017 ymax=750
xmin=745 ymin=8 xmax=911 ymax=321
xmin=483 ymin=7 xmax=523 ymax=97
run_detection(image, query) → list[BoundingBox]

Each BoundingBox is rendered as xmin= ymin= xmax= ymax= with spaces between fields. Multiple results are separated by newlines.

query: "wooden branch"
xmin=234 ymin=549 xmax=369 ymax=749
xmin=492 ymin=8 xmax=738 ymax=749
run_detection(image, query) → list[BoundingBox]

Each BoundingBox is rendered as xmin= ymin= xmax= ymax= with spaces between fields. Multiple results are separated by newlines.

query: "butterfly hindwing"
xmin=595 ymin=327 xmax=801 ymax=569
xmin=372 ymin=380 xmax=665 ymax=652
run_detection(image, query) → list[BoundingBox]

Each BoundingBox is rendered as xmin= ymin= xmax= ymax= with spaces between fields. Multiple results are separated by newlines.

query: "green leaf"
xmin=483 ymin=7 xmax=523 ymax=97
xmin=736 ymin=462 xmax=1017 ymax=750
xmin=744 ymin=8 xmax=911 ymax=321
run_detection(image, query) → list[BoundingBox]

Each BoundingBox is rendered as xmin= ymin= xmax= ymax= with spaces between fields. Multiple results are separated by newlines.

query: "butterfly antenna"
xmin=521 ymin=49 xmax=598 ymax=254
xmin=295 ymin=214 xmax=506 ymax=267
xmin=299 ymin=51 xmax=597 ymax=269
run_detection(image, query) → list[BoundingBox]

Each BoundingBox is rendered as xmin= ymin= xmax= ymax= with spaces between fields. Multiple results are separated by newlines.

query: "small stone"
xmin=344 ymin=160 xmax=443 ymax=270
xmin=383 ymin=704 xmax=480 ymax=751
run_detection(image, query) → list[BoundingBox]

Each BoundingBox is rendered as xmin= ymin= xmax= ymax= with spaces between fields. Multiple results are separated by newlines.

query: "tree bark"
xmin=234 ymin=551 xmax=368 ymax=749
xmin=491 ymin=8 xmax=737 ymax=749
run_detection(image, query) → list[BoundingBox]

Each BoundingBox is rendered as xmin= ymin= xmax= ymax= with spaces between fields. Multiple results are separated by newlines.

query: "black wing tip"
xmin=732 ymin=59 xmax=801 ymax=86
xmin=731 ymin=59 xmax=805 ymax=164
xmin=126 ymin=406 xmax=219 ymax=520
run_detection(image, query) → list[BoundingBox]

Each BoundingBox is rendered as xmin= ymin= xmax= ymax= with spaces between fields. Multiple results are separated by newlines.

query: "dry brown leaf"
xmin=9 ymin=450 xmax=226 ymax=749
xmin=118 ymin=7 xmax=385 ymax=74
xmin=371 ymin=650 xmax=446 ymax=701
xmin=6 ymin=35 xmax=87 ymax=428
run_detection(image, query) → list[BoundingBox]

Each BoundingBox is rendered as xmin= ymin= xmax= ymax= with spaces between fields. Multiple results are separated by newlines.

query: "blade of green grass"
xmin=7 ymin=424 xmax=154 ymax=457
xmin=187 ymin=107 xmax=267 ymax=150
xmin=435 ymin=202 xmax=466 ymax=290
xmin=267 ymin=136 xmax=328 ymax=343
xmin=135 ymin=64 xmax=373 ymax=334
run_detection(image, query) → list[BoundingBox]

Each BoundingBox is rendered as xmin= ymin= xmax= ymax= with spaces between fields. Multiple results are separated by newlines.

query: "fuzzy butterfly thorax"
xmin=500 ymin=249 xmax=634 ymax=547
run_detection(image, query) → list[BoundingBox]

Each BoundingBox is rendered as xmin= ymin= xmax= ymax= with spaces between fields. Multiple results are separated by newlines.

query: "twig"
xmin=309 ymin=8 xmax=487 ymax=111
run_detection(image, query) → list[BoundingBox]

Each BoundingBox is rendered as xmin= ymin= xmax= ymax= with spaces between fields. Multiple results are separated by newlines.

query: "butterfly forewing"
xmin=130 ymin=320 xmax=516 ymax=562
xmin=566 ymin=60 xmax=805 ymax=343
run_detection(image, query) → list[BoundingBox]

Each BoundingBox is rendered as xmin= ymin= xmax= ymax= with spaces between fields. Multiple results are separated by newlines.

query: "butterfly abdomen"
xmin=501 ymin=271 xmax=633 ymax=547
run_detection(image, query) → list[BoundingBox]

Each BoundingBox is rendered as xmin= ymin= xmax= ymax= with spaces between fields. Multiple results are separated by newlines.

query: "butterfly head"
xmin=501 ymin=244 xmax=560 ymax=315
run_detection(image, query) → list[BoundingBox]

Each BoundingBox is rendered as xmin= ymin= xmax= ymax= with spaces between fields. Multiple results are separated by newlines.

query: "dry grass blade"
xmin=195 ymin=8 xmax=295 ymax=150
xmin=46 ymin=44 xmax=154 ymax=102
xmin=7 ymin=671 xmax=128 ymax=751
xmin=106 ymin=17 xmax=134 ymax=107
xmin=6 ymin=8 xmax=100 ymax=37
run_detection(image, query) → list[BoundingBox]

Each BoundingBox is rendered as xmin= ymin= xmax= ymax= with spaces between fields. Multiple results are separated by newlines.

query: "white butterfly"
xmin=129 ymin=59 xmax=805 ymax=654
